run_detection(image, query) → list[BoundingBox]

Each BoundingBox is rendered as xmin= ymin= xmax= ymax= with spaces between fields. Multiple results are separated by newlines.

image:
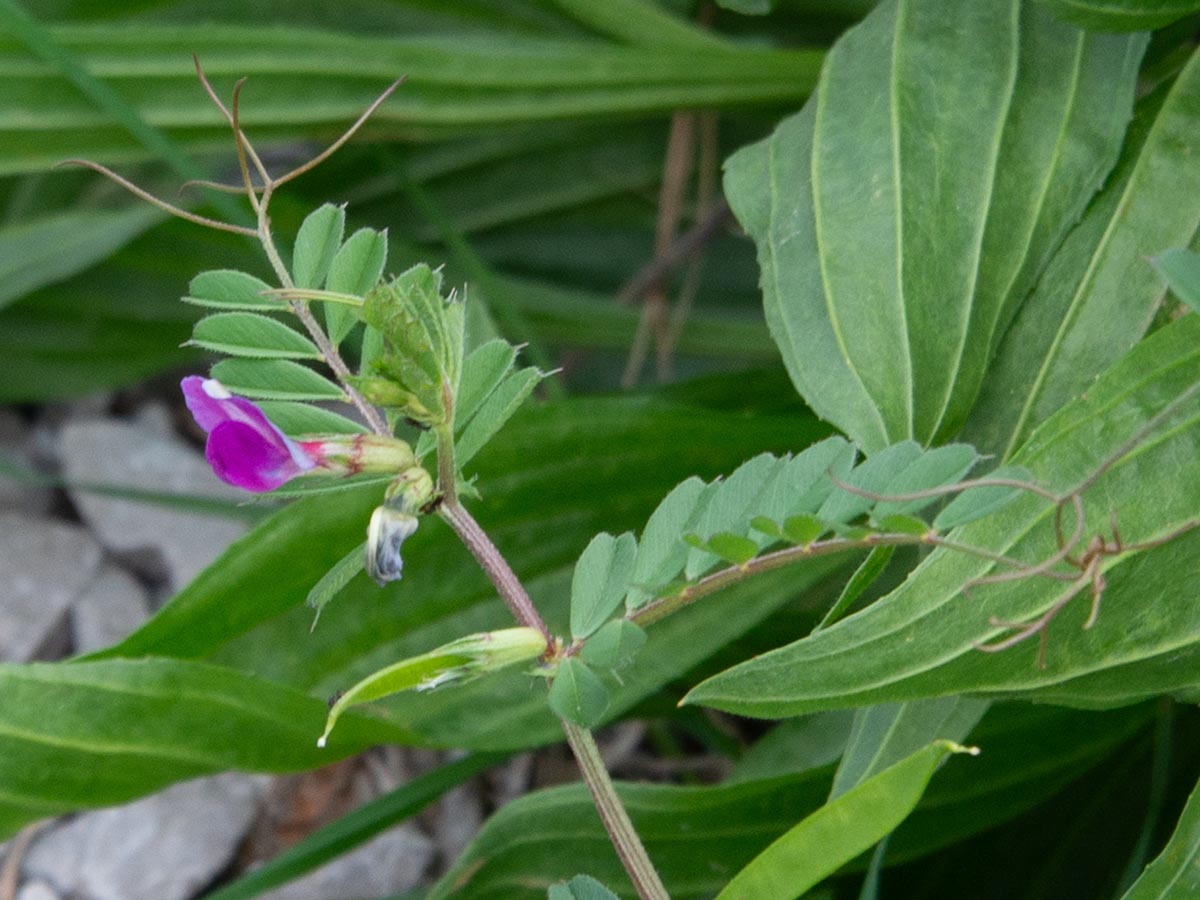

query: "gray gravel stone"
xmin=0 ymin=410 xmax=54 ymax=515
xmin=59 ymin=419 xmax=248 ymax=591
xmin=255 ymin=825 xmax=435 ymax=900
xmin=16 ymin=879 xmax=60 ymax=900
xmin=0 ymin=514 xmax=102 ymax=661
xmin=70 ymin=563 xmax=150 ymax=654
xmin=24 ymin=774 xmax=268 ymax=900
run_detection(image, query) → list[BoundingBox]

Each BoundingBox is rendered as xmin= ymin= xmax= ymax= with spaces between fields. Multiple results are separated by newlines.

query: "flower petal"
xmin=206 ymin=420 xmax=308 ymax=492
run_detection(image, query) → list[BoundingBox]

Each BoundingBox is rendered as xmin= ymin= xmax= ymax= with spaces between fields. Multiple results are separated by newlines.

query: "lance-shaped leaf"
xmin=686 ymin=315 xmax=1200 ymax=717
xmin=190 ymin=313 xmax=321 ymax=360
xmin=715 ymin=741 xmax=977 ymax=900
xmin=1039 ymin=0 xmax=1200 ymax=32
xmin=726 ymin=0 xmax=1146 ymax=449
xmin=1116 ymin=774 xmax=1200 ymax=899
xmin=318 ymin=626 xmax=547 ymax=747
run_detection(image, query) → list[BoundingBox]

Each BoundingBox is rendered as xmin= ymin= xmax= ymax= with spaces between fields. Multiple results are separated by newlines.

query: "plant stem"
xmin=437 ymin=500 xmax=550 ymax=643
xmin=562 ymin=719 xmax=671 ymax=900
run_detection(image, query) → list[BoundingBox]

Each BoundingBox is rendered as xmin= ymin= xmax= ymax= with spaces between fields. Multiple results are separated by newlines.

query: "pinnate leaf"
xmin=256 ymin=401 xmax=367 ymax=436
xmin=625 ymin=476 xmax=710 ymax=609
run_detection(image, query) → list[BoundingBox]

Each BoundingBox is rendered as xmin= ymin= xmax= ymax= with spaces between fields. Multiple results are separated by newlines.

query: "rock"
xmin=255 ymin=825 xmax=435 ymax=900
xmin=16 ymin=879 xmax=59 ymax=900
xmin=24 ymin=774 xmax=268 ymax=900
xmin=70 ymin=563 xmax=150 ymax=654
xmin=59 ymin=419 xmax=248 ymax=591
xmin=431 ymin=761 xmax=483 ymax=867
xmin=0 ymin=410 xmax=54 ymax=515
xmin=0 ymin=515 xmax=102 ymax=661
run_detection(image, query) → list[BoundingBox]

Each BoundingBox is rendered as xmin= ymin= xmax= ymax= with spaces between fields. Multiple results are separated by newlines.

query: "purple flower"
xmin=182 ymin=376 xmax=317 ymax=492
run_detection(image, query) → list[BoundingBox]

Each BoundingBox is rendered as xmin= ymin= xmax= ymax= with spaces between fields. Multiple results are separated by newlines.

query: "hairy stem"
xmin=562 ymin=719 xmax=671 ymax=900
xmin=438 ymin=500 xmax=549 ymax=642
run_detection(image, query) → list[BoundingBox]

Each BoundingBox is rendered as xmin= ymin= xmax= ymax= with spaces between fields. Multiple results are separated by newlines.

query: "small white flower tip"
xmin=201 ymin=378 xmax=232 ymax=400
xmin=316 ymin=736 xmax=327 ymax=749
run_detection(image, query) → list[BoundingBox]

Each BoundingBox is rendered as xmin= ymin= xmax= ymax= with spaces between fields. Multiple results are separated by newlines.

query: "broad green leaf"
xmin=625 ymin=476 xmax=710 ymax=610
xmin=547 ymin=875 xmax=620 ymax=900
xmin=1038 ymin=0 xmax=1200 ymax=31
xmin=0 ymin=205 xmax=161 ymax=312
xmin=715 ymin=741 xmax=976 ymax=900
xmin=727 ymin=711 xmax=855 ymax=784
xmin=190 ymin=312 xmax=321 ymax=360
xmin=968 ymin=45 xmax=1200 ymax=458
xmin=305 ymin=541 xmax=366 ymax=629
xmin=726 ymin=0 xmax=1145 ymax=449
xmin=0 ymin=658 xmax=408 ymax=838
xmin=255 ymin=400 xmax=367 ymax=436
xmin=200 ymin=753 xmax=504 ymax=900
xmin=686 ymin=316 xmax=1200 ymax=717
xmin=292 ymin=203 xmax=346 ymax=290
xmin=324 ymin=227 xmax=387 ymax=346
xmin=1153 ymin=247 xmax=1200 ymax=313
xmin=319 ymin=627 xmax=547 ymax=746
xmin=209 ymin=359 xmax=345 ymax=401
xmin=454 ymin=365 xmax=544 ymax=467
xmin=816 ymin=545 xmax=895 ymax=631
xmin=579 ymin=619 xmax=647 ymax=671
xmin=830 ymin=697 xmax=989 ymax=798
xmin=1116 ymin=775 xmax=1200 ymax=899
xmin=0 ymin=26 xmax=824 ymax=175
xmin=548 ymin=657 xmax=609 ymax=728
xmin=932 ymin=464 xmax=1033 ymax=530
xmin=570 ymin=531 xmax=638 ymax=639
xmin=184 ymin=270 xmax=279 ymax=311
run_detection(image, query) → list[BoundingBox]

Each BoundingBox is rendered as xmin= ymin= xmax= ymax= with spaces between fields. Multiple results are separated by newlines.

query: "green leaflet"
xmin=715 ymin=741 xmax=976 ymax=900
xmin=324 ymin=227 xmax=387 ymax=346
xmin=209 ymin=359 xmax=345 ymax=401
xmin=686 ymin=316 xmax=1200 ymax=717
xmin=184 ymin=270 xmax=279 ymax=312
xmin=189 ymin=312 xmax=321 ymax=360
xmin=726 ymin=0 xmax=1145 ymax=449
xmin=570 ymin=532 xmax=637 ymax=640
xmin=291 ymin=203 xmax=345 ymax=290
xmin=547 ymin=875 xmax=621 ymax=900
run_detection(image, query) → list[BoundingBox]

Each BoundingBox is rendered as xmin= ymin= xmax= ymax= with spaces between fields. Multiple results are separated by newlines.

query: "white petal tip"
xmin=201 ymin=378 xmax=232 ymax=399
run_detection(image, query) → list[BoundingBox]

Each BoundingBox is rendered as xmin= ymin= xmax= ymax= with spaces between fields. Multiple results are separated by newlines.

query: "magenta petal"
xmin=206 ymin=420 xmax=306 ymax=492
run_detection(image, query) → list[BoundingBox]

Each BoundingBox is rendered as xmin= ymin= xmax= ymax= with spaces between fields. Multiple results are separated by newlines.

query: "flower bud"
xmin=365 ymin=504 xmax=419 ymax=586
xmin=300 ymin=434 xmax=416 ymax=477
